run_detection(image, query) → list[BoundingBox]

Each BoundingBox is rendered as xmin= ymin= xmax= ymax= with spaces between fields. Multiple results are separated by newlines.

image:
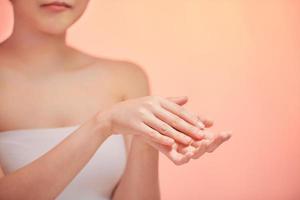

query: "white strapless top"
xmin=0 ymin=125 xmax=127 ymax=200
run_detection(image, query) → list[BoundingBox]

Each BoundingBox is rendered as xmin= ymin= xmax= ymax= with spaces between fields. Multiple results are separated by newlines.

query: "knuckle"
xmin=148 ymin=130 xmax=157 ymax=137
xmin=178 ymin=106 xmax=187 ymax=114
xmin=158 ymin=134 xmax=167 ymax=142
xmin=143 ymin=100 xmax=156 ymax=108
xmin=180 ymin=133 xmax=191 ymax=142
xmin=189 ymin=126 xmax=200 ymax=135
xmin=137 ymin=108 xmax=148 ymax=119
xmin=160 ymin=123 xmax=169 ymax=133
xmin=137 ymin=107 xmax=147 ymax=114
xmin=170 ymin=117 xmax=182 ymax=127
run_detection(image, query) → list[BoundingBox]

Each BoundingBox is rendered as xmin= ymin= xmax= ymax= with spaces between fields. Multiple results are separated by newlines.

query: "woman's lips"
xmin=40 ymin=1 xmax=72 ymax=12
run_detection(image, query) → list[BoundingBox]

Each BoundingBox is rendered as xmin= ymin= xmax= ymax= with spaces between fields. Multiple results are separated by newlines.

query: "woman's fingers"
xmin=197 ymin=115 xmax=214 ymax=128
xmin=165 ymin=96 xmax=189 ymax=106
xmin=191 ymin=139 xmax=210 ymax=159
xmin=166 ymin=96 xmax=213 ymax=128
xmin=140 ymin=130 xmax=232 ymax=164
xmin=146 ymin=140 xmax=193 ymax=165
xmin=137 ymin=122 xmax=175 ymax=146
xmin=160 ymin=98 xmax=205 ymax=130
xmin=205 ymin=131 xmax=232 ymax=153
xmin=142 ymin=112 xmax=194 ymax=145
xmin=191 ymin=130 xmax=232 ymax=159
xmin=151 ymin=106 xmax=205 ymax=141
xmin=176 ymin=143 xmax=197 ymax=156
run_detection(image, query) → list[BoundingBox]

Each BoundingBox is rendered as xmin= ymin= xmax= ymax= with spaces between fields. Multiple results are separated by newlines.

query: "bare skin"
xmin=0 ymin=0 xmax=232 ymax=199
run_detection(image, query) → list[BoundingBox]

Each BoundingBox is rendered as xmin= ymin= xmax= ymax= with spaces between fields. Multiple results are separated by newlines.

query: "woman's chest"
xmin=0 ymin=69 xmax=124 ymax=131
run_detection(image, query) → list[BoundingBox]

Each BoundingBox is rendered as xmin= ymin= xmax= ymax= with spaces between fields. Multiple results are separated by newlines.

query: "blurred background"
xmin=0 ymin=0 xmax=299 ymax=199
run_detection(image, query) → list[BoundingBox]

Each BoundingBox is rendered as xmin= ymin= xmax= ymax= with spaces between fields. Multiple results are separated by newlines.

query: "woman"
xmin=0 ymin=0 xmax=232 ymax=199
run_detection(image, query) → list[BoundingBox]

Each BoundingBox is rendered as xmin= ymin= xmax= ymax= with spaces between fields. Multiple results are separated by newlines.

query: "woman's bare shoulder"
xmin=71 ymin=48 xmax=145 ymax=74
xmin=74 ymin=49 xmax=151 ymax=96
xmin=109 ymin=59 xmax=151 ymax=100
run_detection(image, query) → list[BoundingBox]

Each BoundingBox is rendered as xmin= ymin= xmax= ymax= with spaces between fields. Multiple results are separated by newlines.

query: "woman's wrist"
xmin=90 ymin=110 xmax=113 ymax=138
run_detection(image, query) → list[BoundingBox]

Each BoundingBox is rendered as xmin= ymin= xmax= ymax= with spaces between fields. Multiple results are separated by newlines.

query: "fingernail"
xmin=222 ymin=130 xmax=233 ymax=140
xmin=196 ymin=121 xmax=205 ymax=129
xmin=197 ymin=132 xmax=205 ymax=139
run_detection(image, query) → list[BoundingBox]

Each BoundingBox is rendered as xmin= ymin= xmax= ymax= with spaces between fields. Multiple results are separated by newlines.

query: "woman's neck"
xmin=1 ymin=19 xmax=72 ymax=73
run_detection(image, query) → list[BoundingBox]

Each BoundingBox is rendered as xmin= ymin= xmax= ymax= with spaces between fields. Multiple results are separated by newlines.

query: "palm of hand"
xmin=146 ymin=117 xmax=232 ymax=165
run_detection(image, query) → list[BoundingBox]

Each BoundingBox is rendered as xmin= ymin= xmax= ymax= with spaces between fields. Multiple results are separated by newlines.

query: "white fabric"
xmin=0 ymin=125 xmax=127 ymax=200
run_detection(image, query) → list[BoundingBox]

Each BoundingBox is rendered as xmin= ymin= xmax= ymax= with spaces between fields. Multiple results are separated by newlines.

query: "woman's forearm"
xmin=0 ymin=113 xmax=111 ymax=200
xmin=112 ymin=136 xmax=160 ymax=200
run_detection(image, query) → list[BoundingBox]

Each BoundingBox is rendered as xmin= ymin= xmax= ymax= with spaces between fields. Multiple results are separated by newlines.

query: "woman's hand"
xmin=97 ymin=95 xmax=207 ymax=146
xmin=127 ymin=97 xmax=232 ymax=165
xmin=140 ymin=129 xmax=232 ymax=165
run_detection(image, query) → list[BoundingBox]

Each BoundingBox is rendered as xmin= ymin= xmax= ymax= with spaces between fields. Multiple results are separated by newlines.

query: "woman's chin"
xmin=38 ymin=26 xmax=70 ymax=36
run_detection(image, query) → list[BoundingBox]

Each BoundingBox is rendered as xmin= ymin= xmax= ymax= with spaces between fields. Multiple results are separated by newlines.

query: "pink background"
xmin=1 ymin=0 xmax=299 ymax=199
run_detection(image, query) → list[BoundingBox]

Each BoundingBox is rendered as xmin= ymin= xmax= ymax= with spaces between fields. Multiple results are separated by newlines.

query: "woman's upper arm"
xmin=118 ymin=60 xmax=151 ymax=100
